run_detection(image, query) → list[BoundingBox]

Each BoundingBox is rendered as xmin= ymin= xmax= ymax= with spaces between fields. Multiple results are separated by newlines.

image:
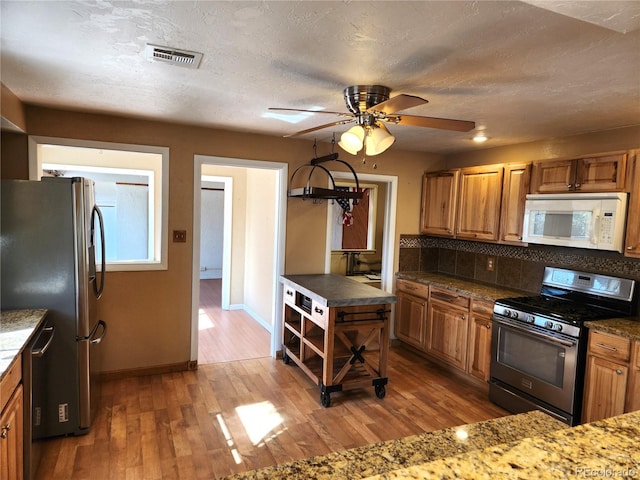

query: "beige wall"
xmin=440 ymin=125 xmax=640 ymax=168
xmin=1 ymin=83 xmax=26 ymax=132
xmin=2 ymin=102 xmax=437 ymax=373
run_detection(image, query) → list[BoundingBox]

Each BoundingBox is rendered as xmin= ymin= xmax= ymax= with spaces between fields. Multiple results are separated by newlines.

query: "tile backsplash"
xmin=399 ymin=235 xmax=640 ymax=294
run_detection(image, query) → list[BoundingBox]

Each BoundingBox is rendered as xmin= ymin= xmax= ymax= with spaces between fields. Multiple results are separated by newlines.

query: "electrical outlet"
xmin=486 ymin=256 xmax=495 ymax=272
xmin=173 ymin=230 xmax=187 ymax=243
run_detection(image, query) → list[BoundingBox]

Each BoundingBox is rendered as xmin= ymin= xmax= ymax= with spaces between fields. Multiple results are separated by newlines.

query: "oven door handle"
xmin=493 ymin=317 xmax=577 ymax=347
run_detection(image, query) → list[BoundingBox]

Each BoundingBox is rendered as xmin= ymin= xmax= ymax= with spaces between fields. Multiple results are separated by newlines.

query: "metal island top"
xmin=281 ymin=274 xmax=396 ymax=307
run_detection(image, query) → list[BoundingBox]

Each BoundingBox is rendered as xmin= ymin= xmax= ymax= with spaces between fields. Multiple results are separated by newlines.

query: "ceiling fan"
xmin=269 ymin=85 xmax=475 ymax=155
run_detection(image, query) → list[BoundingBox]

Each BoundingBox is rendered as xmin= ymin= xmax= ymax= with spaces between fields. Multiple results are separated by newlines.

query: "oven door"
xmin=490 ymin=315 xmax=579 ymax=414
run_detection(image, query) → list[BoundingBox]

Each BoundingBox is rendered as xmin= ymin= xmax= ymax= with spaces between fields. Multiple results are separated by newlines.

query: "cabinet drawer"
xmin=588 ymin=330 xmax=631 ymax=362
xmin=430 ymin=287 xmax=470 ymax=309
xmin=396 ymin=279 xmax=429 ymax=299
xmin=1 ymin=356 xmax=22 ymax=412
xmin=311 ymin=300 xmax=328 ymax=328
xmin=472 ymin=299 xmax=494 ymax=316
xmin=283 ymin=286 xmax=296 ymax=306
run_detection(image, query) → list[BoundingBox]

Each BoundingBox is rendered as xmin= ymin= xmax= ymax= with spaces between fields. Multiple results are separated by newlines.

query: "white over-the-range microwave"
xmin=522 ymin=192 xmax=628 ymax=252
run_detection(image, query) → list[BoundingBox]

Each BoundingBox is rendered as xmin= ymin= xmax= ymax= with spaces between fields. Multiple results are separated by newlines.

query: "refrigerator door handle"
xmin=77 ymin=320 xmax=107 ymax=344
xmin=91 ymin=205 xmax=106 ymax=299
xmin=31 ymin=325 xmax=56 ymax=357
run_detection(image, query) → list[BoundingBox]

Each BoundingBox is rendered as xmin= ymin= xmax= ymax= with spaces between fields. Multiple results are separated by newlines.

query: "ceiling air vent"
xmin=145 ymin=44 xmax=203 ymax=69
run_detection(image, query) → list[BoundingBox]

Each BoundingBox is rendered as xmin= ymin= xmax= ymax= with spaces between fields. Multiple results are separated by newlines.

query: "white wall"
xmin=200 ymin=183 xmax=224 ymax=279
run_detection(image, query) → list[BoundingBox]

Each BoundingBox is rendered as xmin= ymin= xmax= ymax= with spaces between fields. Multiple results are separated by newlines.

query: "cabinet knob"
xmin=616 ymin=369 xmax=623 ymax=375
xmin=286 ymin=289 xmax=293 ymax=296
xmin=485 ymin=323 xmax=491 ymax=329
xmin=461 ymin=315 xmax=466 ymax=320
xmin=628 ymin=246 xmax=634 ymax=250
xmin=575 ymin=183 xmax=581 ymax=189
xmin=0 ymin=423 xmax=10 ymax=439
xmin=567 ymin=184 xmax=573 ymax=190
xmin=314 ymin=306 xmax=324 ymax=315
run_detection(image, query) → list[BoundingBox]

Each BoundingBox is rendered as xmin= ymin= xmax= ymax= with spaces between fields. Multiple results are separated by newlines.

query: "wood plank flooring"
xmin=35 ymin=346 xmax=509 ymax=479
xmin=198 ymin=279 xmax=271 ymax=364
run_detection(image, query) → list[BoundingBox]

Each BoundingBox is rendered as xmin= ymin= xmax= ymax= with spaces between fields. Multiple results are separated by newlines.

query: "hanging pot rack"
xmin=288 ymin=152 xmax=363 ymax=202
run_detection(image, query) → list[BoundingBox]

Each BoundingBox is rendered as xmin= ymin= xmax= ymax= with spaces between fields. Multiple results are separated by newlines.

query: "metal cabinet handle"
xmin=616 ymin=369 xmax=623 ymax=375
xmin=575 ymin=183 xmax=581 ymax=189
xmin=314 ymin=306 xmax=324 ymax=315
xmin=485 ymin=323 xmax=491 ymax=329
xmin=595 ymin=343 xmax=617 ymax=352
xmin=0 ymin=423 xmax=10 ymax=439
xmin=461 ymin=315 xmax=466 ymax=320
xmin=286 ymin=289 xmax=293 ymax=296
xmin=567 ymin=184 xmax=573 ymax=190
xmin=628 ymin=246 xmax=634 ymax=250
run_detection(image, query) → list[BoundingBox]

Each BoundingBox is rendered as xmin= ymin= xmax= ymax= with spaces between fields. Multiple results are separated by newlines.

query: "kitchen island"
xmin=223 ymin=409 xmax=640 ymax=479
xmin=280 ymin=274 xmax=396 ymax=407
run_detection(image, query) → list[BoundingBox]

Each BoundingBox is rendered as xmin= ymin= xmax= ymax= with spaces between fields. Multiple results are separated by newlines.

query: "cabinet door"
xmin=428 ymin=299 xmax=469 ymax=370
xmin=582 ymin=355 xmax=628 ymax=423
xmin=456 ymin=165 xmax=503 ymax=241
xmin=0 ymin=384 xmax=23 ymax=480
xmin=420 ymin=170 xmax=459 ymax=237
xmin=467 ymin=300 xmax=493 ymax=382
xmin=625 ymin=152 xmax=640 ymax=258
xmin=499 ymin=163 xmax=531 ymax=244
xmin=395 ymin=291 xmax=427 ymax=350
xmin=576 ymin=154 xmax=627 ymax=192
xmin=626 ymin=341 xmax=640 ymax=413
xmin=531 ymin=159 xmax=576 ymax=193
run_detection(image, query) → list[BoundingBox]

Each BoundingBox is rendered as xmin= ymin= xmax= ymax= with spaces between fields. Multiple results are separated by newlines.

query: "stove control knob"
xmin=553 ymin=324 xmax=563 ymax=332
xmin=503 ymin=309 xmax=511 ymax=317
xmin=526 ymin=315 xmax=535 ymax=323
xmin=545 ymin=321 xmax=554 ymax=329
xmin=511 ymin=311 xmax=519 ymax=319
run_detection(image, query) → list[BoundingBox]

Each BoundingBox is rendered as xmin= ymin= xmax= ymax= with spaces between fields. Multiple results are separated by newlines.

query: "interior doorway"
xmin=191 ymin=156 xmax=288 ymax=365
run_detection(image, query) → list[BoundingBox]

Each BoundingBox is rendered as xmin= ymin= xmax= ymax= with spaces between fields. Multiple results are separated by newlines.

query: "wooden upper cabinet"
xmin=531 ymin=153 xmax=627 ymax=193
xmin=456 ymin=165 xmax=504 ymax=241
xmin=499 ymin=163 xmax=531 ymax=244
xmin=420 ymin=169 xmax=459 ymax=237
xmin=625 ymin=151 xmax=640 ymax=258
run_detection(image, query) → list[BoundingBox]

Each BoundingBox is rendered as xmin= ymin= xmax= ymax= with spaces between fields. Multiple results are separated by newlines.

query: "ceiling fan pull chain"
xmin=313 ymin=138 xmax=318 ymax=159
xmin=331 ymin=132 xmax=336 ymax=154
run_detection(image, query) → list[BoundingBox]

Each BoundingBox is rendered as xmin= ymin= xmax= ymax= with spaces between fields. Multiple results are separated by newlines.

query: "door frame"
xmin=191 ymin=155 xmax=288 ymax=362
xmin=324 ymin=171 xmax=398 ymax=293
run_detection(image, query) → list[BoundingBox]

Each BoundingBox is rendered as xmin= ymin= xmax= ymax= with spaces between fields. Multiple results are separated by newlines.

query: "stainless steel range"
xmin=489 ymin=267 xmax=636 ymax=426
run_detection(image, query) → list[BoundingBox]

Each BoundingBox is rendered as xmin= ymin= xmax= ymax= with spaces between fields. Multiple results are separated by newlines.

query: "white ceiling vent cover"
xmin=145 ymin=44 xmax=203 ymax=69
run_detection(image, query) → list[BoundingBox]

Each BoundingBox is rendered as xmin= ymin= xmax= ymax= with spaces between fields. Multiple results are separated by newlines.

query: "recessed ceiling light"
xmin=473 ymin=133 xmax=488 ymax=143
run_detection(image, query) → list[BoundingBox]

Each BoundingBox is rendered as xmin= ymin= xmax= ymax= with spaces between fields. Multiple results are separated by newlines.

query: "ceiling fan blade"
xmin=367 ymin=94 xmax=428 ymax=114
xmin=395 ymin=114 xmax=475 ymax=132
xmin=283 ymin=119 xmax=355 ymax=137
xmin=269 ymin=107 xmax=352 ymax=116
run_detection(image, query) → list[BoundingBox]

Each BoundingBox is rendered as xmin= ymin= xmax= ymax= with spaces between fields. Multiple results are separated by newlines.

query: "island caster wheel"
xmin=375 ymin=384 xmax=386 ymax=399
xmin=282 ymin=351 xmax=290 ymax=364
xmin=320 ymin=391 xmax=331 ymax=408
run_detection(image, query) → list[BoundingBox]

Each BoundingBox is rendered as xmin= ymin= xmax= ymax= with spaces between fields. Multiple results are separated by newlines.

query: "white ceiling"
xmin=1 ymin=1 xmax=639 ymax=154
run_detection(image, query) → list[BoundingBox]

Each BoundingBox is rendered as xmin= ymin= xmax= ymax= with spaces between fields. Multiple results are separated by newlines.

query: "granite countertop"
xmin=0 ymin=309 xmax=48 ymax=379
xmin=222 ymin=410 xmax=567 ymax=480
xmin=585 ymin=317 xmax=640 ymax=341
xmin=281 ymin=274 xmax=396 ymax=307
xmin=396 ymin=271 xmax=527 ymax=302
xmin=366 ymin=410 xmax=640 ymax=479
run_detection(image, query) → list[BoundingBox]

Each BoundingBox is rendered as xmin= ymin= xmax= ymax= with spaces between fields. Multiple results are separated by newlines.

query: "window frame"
xmin=28 ymin=136 xmax=169 ymax=271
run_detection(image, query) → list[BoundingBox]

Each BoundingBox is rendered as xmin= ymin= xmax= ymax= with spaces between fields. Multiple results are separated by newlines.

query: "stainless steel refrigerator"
xmin=1 ymin=177 xmax=107 ymax=439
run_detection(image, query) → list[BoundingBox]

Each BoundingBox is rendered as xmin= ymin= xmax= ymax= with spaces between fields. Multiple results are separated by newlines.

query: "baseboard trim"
xmin=101 ymin=361 xmax=191 ymax=381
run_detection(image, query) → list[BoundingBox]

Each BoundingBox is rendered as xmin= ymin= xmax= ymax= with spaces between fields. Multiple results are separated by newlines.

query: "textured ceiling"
xmin=1 ymin=1 xmax=639 ymax=154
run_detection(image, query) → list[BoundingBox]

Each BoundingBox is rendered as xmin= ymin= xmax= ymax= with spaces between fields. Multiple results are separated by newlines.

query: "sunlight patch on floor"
xmin=216 ymin=413 xmax=242 ymax=464
xmin=198 ymin=308 xmax=214 ymax=330
xmin=236 ymin=401 xmax=285 ymax=445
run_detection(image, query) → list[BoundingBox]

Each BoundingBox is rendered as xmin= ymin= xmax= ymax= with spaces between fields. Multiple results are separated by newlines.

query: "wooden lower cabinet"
xmin=1 ymin=359 xmax=24 ymax=480
xmin=467 ymin=300 xmax=494 ymax=382
xmin=582 ymin=329 xmax=639 ymax=424
xmin=427 ymin=290 xmax=469 ymax=371
xmin=395 ymin=290 xmax=428 ymax=350
xmin=395 ymin=279 xmax=495 ymax=384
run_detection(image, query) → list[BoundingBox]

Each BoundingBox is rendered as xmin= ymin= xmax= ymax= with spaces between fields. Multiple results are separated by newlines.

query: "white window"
xmin=29 ymin=137 xmax=169 ymax=271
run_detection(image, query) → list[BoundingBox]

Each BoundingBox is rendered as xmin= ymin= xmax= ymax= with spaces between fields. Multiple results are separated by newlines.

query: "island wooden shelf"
xmin=280 ymin=274 xmax=396 ymax=407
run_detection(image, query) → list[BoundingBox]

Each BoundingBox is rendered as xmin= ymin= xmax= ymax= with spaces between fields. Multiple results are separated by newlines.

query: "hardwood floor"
xmin=34 ymin=346 xmax=509 ymax=479
xmin=198 ymin=279 xmax=270 ymax=364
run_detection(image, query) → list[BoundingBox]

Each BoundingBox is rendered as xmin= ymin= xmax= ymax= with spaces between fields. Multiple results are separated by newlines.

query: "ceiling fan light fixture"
xmin=339 ymin=125 xmax=365 ymax=155
xmin=365 ymin=122 xmax=395 ymax=156
xmin=473 ymin=132 xmax=488 ymax=143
